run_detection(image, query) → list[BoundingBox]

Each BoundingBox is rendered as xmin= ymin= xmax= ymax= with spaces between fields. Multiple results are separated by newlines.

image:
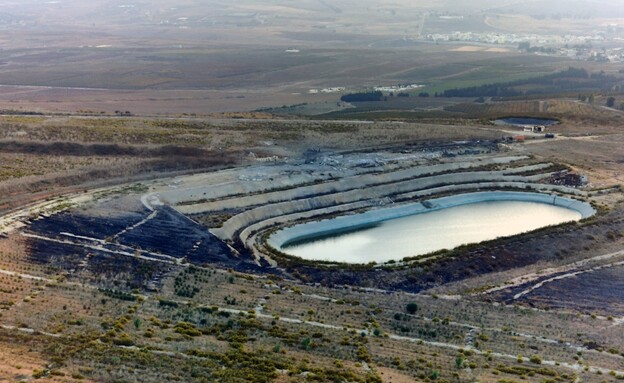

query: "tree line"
xmin=340 ymin=91 xmax=383 ymax=102
xmin=441 ymin=67 xmax=615 ymax=98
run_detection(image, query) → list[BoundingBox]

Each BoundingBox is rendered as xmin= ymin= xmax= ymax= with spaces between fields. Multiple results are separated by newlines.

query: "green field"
xmin=410 ymin=57 xmax=566 ymax=95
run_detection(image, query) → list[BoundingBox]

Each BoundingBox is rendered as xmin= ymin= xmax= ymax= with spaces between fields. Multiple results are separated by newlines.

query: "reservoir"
xmin=494 ymin=117 xmax=558 ymax=126
xmin=273 ymin=199 xmax=585 ymax=264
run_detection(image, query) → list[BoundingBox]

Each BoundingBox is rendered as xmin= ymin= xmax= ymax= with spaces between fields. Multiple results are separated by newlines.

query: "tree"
xmin=455 ymin=355 xmax=465 ymax=369
xmin=406 ymin=302 xmax=418 ymax=314
xmin=607 ymin=96 xmax=616 ymax=107
xmin=300 ymin=337 xmax=312 ymax=350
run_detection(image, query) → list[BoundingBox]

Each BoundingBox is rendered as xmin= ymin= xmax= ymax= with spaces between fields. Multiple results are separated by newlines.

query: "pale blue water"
xmin=495 ymin=117 xmax=557 ymax=126
xmin=280 ymin=201 xmax=581 ymax=263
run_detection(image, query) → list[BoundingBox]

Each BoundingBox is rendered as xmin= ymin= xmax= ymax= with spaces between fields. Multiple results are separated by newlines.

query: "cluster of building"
xmin=555 ymin=46 xmax=624 ymax=63
xmin=424 ymin=31 xmax=605 ymax=46
xmin=308 ymin=87 xmax=345 ymax=94
xmin=373 ymin=84 xmax=425 ymax=92
xmin=423 ymin=31 xmax=624 ymax=62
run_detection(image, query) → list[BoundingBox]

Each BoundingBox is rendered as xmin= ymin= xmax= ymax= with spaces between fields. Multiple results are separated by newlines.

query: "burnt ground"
xmin=117 ymin=206 xmax=232 ymax=264
xmin=26 ymin=238 xmax=168 ymax=290
xmin=21 ymin=191 xmax=624 ymax=314
xmin=511 ymin=265 xmax=624 ymax=316
xmin=28 ymin=204 xmax=150 ymax=240
xmin=22 ymin=196 xmax=263 ymax=291
xmin=0 ymin=141 xmax=224 ymax=158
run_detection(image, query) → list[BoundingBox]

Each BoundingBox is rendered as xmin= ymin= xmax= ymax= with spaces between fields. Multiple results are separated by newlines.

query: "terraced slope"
xmin=154 ymin=152 xmax=588 ymax=266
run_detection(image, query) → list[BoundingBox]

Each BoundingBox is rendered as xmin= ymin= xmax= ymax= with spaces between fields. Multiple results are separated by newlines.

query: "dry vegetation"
xmin=0 ymin=240 xmax=622 ymax=382
xmin=0 ymin=114 xmax=510 ymax=213
xmin=0 ymin=1 xmax=622 ymax=381
xmin=0 ymin=99 xmax=620 ymax=381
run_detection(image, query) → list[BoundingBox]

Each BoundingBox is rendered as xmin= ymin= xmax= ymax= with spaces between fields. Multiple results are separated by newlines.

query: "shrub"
xmin=112 ymin=333 xmax=134 ymax=346
xmin=32 ymin=369 xmax=46 ymax=379
xmin=174 ymin=322 xmax=202 ymax=337
xmin=158 ymin=299 xmax=179 ymax=308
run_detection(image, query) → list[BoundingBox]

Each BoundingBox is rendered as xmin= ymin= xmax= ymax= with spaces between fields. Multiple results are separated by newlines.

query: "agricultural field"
xmin=0 ymin=0 xmax=621 ymax=117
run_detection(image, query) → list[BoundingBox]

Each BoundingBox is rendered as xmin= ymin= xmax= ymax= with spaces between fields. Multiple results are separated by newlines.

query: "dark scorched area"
xmin=490 ymin=265 xmax=624 ymax=316
xmin=23 ymin=196 xmax=263 ymax=290
xmin=117 ymin=206 xmax=232 ymax=264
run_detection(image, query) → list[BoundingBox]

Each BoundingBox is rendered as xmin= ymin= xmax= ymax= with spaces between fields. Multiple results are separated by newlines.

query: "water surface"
xmin=494 ymin=117 xmax=558 ymax=126
xmin=280 ymin=201 xmax=581 ymax=263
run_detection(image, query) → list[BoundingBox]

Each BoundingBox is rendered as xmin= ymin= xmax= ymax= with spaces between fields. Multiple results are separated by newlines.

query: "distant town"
xmin=423 ymin=29 xmax=624 ymax=63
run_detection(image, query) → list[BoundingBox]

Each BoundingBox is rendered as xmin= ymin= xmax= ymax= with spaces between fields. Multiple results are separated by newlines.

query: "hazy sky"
xmin=2 ymin=0 xmax=624 ymax=19
xmin=1 ymin=0 xmax=623 ymax=38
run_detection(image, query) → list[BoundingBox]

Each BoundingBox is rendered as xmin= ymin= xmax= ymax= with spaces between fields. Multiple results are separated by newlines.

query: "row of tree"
xmin=338 ymin=68 xmax=619 ymax=102
xmin=441 ymin=67 xmax=616 ymax=98
xmin=340 ymin=91 xmax=383 ymax=102
xmin=340 ymin=90 xmax=433 ymax=102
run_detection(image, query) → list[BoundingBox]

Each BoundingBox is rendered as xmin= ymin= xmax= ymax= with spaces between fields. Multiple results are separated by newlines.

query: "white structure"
xmin=523 ymin=125 xmax=546 ymax=133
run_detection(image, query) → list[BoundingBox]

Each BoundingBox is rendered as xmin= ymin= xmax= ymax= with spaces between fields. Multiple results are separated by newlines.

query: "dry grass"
xmin=0 ymin=101 xmax=619 ymax=381
xmin=526 ymin=134 xmax=624 ymax=187
xmin=0 ymin=226 xmax=619 ymax=382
